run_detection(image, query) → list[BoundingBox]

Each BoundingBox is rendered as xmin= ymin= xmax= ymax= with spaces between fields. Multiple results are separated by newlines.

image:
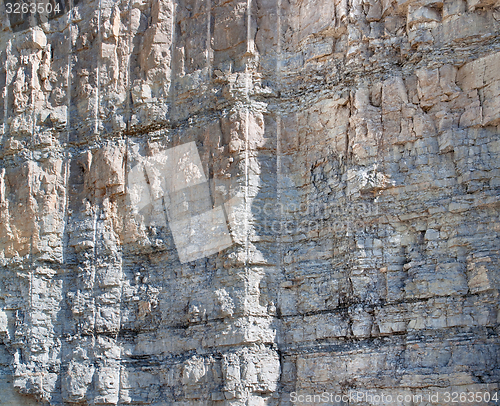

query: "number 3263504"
xmin=443 ymin=392 xmax=498 ymax=403
xmin=5 ymin=2 xmax=61 ymax=14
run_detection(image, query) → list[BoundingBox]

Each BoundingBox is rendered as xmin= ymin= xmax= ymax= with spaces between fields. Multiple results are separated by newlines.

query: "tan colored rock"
xmin=0 ymin=0 xmax=499 ymax=404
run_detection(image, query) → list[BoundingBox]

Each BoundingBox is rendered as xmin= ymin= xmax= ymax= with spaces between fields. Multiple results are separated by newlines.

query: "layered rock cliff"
xmin=0 ymin=0 xmax=499 ymax=404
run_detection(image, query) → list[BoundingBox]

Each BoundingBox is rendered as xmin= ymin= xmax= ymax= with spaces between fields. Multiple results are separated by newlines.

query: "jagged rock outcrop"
xmin=0 ymin=0 xmax=499 ymax=404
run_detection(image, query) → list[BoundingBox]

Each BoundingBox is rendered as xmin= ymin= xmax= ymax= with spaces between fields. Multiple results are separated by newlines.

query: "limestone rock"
xmin=0 ymin=0 xmax=499 ymax=404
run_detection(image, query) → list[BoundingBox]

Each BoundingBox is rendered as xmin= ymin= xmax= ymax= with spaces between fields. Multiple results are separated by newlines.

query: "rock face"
xmin=0 ymin=0 xmax=499 ymax=404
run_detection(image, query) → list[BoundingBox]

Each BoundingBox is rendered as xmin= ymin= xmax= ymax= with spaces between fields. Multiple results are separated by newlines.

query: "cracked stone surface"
xmin=0 ymin=0 xmax=499 ymax=404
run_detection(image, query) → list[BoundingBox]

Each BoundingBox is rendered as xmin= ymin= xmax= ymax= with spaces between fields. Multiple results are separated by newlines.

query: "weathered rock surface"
xmin=0 ymin=0 xmax=499 ymax=404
